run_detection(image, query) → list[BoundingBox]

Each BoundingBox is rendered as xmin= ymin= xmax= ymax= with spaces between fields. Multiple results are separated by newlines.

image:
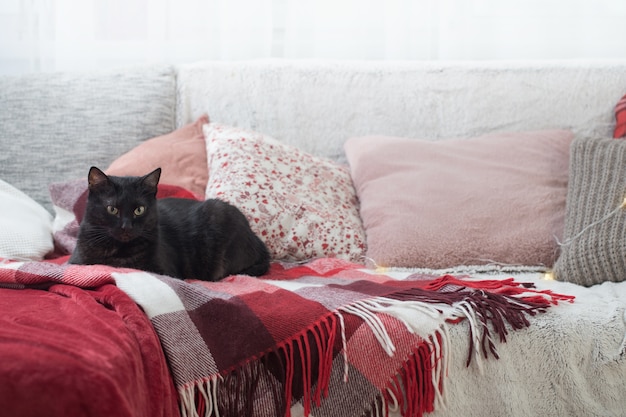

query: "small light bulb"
xmin=543 ymin=270 xmax=555 ymax=281
xmin=376 ymin=266 xmax=388 ymax=274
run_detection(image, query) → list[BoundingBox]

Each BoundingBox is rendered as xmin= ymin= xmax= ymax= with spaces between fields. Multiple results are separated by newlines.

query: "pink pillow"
xmin=204 ymin=123 xmax=366 ymax=262
xmin=344 ymin=130 xmax=573 ymax=269
xmin=106 ymin=114 xmax=209 ymax=198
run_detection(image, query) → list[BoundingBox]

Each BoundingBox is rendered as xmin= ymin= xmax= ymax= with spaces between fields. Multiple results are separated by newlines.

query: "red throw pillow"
xmin=613 ymin=94 xmax=626 ymax=138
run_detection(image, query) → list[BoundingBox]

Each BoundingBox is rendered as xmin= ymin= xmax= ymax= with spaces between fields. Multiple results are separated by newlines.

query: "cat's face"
xmin=83 ymin=167 xmax=161 ymax=243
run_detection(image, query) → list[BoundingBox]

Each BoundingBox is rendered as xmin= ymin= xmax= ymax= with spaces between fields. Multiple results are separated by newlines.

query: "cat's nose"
xmin=121 ymin=219 xmax=133 ymax=231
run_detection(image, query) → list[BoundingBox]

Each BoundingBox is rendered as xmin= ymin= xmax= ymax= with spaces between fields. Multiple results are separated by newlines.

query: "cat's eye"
xmin=134 ymin=206 xmax=146 ymax=216
xmin=106 ymin=206 xmax=119 ymax=216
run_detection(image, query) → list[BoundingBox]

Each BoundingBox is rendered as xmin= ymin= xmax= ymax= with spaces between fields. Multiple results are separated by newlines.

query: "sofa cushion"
xmin=204 ymin=123 xmax=366 ymax=262
xmin=344 ymin=130 xmax=573 ymax=269
xmin=0 ymin=179 xmax=54 ymax=261
xmin=106 ymin=114 xmax=209 ymax=198
xmin=0 ymin=66 xmax=176 ymax=211
xmin=554 ymin=137 xmax=626 ymax=286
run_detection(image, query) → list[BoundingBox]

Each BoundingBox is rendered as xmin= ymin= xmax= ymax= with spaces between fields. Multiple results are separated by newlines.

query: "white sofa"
xmin=1 ymin=60 xmax=626 ymax=417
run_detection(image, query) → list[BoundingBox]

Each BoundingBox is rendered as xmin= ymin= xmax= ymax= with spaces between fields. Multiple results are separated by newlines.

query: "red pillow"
xmin=613 ymin=94 xmax=626 ymax=138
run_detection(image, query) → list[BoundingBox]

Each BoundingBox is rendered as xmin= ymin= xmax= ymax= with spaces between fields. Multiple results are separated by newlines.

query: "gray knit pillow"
xmin=554 ymin=137 xmax=626 ymax=286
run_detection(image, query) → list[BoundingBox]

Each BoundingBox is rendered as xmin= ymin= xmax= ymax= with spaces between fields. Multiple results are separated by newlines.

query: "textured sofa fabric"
xmin=0 ymin=66 xmax=177 ymax=211
xmin=176 ymin=61 xmax=626 ymax=164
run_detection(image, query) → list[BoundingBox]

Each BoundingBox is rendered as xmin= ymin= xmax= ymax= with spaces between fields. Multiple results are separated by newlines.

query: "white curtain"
xmin=1 ymin=0 xmax=626 ymax=75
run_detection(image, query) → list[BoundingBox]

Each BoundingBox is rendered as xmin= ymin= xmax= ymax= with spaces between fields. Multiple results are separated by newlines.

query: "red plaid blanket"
xmin=0 ymin=258 xmax=573 ymax=417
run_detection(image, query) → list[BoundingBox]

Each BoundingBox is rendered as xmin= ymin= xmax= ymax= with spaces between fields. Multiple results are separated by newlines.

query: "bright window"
xmin=1 ymin=0 xmax=625 ymax=74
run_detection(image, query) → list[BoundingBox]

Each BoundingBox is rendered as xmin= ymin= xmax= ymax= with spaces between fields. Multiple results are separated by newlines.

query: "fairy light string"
xmin=557 ymin=195 xmax=626 ymax=248
xmin=544 ymin=195 xmax=626 ymax=281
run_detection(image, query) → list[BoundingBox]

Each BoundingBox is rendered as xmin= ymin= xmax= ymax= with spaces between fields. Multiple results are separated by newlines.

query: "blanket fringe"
xmin=383 ymin=275 xmax=573 ymax=368
xmin=341 ymin=275 xmax=573 ymax=416
xmin=177 ymin=275 xmax=571 ymax=417
xmin=179 ymin=313 xmax=340 ymax=417
xmin=385 ymin=338 xmax=439 ymax=417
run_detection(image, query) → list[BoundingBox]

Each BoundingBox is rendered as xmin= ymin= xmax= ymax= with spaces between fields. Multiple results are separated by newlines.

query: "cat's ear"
xmin=142 ymin=168 xmax=161 ymax=194
xmin=87 ymin=166 xmax=111 ymax=191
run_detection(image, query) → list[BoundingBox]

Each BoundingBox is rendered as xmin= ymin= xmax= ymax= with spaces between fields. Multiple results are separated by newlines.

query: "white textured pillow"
xmin=0 ymin=179 xmax=54 ymax=261
xmin=204 ymin=123 xmax=366 ymax=262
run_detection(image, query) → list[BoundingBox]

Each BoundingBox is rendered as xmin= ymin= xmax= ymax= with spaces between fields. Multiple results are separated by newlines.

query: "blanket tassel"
xmin=180 ymin=313 xmax=340 ymax=417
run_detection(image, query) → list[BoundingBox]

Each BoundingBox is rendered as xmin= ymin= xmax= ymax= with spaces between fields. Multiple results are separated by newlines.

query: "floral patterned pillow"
xmin=204 ymin=123 xmax=366 ymax=263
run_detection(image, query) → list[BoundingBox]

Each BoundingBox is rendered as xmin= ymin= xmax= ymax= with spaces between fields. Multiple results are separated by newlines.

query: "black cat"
xmin=69 ymin=167 xmax=270 ymax=281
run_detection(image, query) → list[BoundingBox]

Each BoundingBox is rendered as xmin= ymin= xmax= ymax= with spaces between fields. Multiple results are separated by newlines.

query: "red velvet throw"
xmin=0 ymin=283 xmax=178 ymax=417
xmin=0 ymin=258 xmax=573 ymax=417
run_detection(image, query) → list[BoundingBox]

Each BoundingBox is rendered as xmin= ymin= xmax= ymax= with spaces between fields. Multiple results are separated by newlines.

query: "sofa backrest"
xmin=0 ymin=66 xmax=177 ymax=211
xmin=176 ymin=60 xmax=626 ymax=163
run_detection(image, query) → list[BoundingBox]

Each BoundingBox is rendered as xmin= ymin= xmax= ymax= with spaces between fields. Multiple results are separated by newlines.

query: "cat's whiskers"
xmin=84 ymin=226 xmax=116 ymax=245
